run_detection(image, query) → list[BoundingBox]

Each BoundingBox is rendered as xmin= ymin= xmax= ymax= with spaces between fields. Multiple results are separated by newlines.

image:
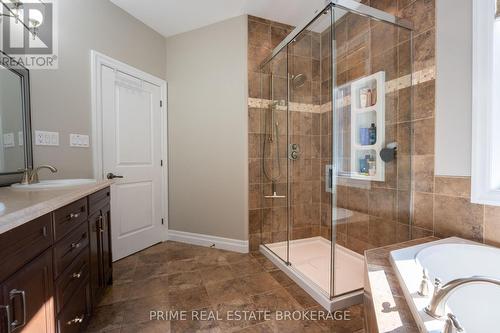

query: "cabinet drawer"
xmin=88 ymin=187 xmax=110 ymax=215
xmin=55 ymin=247 xmax=90 ymax=314
xmin=0 ymin=214 xmax=53 ymax=282
xmin=56 ymin=282 xmax=91 ymax=333
xmin=53 ymin=223 xmax=89 ymax=278
xmin=54 ymin=198 xmax=88 ymax=241
xmin=0 ymin=249 xmax=55 ymax=333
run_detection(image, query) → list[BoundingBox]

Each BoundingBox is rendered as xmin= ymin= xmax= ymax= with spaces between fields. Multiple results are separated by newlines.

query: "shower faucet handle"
xmin=418 ymin=268 xmax=430 ymax=296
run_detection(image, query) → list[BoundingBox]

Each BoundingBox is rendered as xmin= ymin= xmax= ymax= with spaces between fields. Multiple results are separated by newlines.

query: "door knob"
xmin=107 ymin=173 xmax=123 ymax=179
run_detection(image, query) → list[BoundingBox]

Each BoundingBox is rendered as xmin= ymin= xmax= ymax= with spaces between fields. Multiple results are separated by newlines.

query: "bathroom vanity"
xmin=0 ymin=181 xmax=112 ymax=333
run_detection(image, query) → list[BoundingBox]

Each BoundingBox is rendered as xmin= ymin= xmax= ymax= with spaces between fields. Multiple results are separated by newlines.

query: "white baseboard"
xmin=167 ymin=230 xmax=249 ymax=253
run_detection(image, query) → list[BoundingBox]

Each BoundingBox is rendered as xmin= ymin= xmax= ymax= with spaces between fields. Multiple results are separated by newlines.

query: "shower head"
xmin=292 ymin=73 xmax=307 ymax=89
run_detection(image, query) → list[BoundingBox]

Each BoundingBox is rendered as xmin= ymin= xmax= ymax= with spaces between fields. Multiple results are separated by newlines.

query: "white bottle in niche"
xmin=368 ymin=156 xmax=376 ymax=176
xmin=360 ymin=88 xmax=369 ymax=108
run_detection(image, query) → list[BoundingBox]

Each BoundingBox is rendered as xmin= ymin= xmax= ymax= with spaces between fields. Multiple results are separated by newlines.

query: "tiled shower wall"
xmin=378 ymin=0 xmax=500 ymax=248
xmin=248 ymin=0 xmax=500 ymax=252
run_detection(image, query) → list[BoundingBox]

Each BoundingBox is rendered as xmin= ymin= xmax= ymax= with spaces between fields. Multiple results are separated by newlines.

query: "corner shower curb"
xmin=260 ymin=244 xmax=363 ymax=312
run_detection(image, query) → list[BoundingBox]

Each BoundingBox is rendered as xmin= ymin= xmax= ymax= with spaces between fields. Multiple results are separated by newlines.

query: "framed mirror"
xmin=0 ymin=50 xmax=33 ymax=186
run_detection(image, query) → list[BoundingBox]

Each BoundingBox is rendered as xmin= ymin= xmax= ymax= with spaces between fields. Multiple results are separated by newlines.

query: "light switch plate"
xmin=70 ymin=134 xmax=90 ymax=147
xmin=3 ymin=133 xmax=15 ymax=148
xmin=35 ymin=130 xmax=59 ymax=146
xmin=18 ymin=131 xmax=23 ymax=146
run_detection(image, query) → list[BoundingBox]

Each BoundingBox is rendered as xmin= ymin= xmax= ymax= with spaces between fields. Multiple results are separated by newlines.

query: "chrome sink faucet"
xmin=19 ymin=165 xmax=58 ymax=185
xmin=425 ymin=276 xmax=500 ymax=319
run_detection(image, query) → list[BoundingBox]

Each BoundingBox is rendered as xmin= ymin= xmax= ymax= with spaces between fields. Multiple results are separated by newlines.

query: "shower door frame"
xmin=261 ymin=0 xmax=413 ymax=68
xmin=259 ymin=0 xmax=414 ymax=301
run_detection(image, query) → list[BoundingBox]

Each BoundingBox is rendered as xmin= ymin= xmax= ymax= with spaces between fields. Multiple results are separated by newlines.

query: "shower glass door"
xmin=330 ymin=6 xmax=413 ymax=297
xmin=260 ymin=45 xmax=289 ymax=264
xmin=260 ymin=0 xmax=413 ymax=302
xmin=286 ymin=7 xmax=335 ymax=296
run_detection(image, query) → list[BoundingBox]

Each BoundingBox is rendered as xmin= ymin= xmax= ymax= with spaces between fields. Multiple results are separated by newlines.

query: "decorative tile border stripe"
xmin=247 ymin=98 xmax=322 ymax=113
xmin=248 ymin=67 xmax=436 ymax=113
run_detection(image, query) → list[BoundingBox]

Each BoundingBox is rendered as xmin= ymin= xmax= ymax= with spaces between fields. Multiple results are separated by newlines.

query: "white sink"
xmin=11 ymin=179 xmax=97 ymax=190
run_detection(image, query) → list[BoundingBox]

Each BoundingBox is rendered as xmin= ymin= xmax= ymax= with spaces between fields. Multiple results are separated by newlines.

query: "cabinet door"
xmin=88 ymin=212 xmax=101 ymax=308
xmin=0 ymin=250 xmax=54 ymax=333
xmin=100 ymin=203 xmax=113 ymax=286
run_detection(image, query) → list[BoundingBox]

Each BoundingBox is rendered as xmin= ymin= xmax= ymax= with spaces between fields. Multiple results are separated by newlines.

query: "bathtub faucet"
xmin=425 ymin=276 xmax=500 ymax=319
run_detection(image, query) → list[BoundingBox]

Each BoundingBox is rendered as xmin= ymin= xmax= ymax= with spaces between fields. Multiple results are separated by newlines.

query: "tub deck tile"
xmin=364 ymin=237 xmax=437 ymax=333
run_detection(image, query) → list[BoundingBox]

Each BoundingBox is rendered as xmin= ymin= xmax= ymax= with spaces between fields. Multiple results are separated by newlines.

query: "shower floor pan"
xmin=261 ymin=236 xmax=364 ymax=311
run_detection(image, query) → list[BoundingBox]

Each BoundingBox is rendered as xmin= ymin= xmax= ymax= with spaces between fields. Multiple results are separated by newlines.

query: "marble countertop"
xmin=0 ymin=180 xmax=113 ymax=235
xmin=364 ymin=237 xmax=438 ymax=333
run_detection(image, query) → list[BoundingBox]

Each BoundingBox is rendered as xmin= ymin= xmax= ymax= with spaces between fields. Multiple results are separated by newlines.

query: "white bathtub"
xmin=390 ymin=237 xmax=500 ymax=333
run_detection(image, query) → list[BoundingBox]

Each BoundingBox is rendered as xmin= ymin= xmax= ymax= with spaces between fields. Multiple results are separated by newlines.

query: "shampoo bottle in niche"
xmin=360 ymin=88 xmax=369 ymax=108
xmin=360 ymin=127 xmax=370 ymax=145
xmin=371 ymin=87 xmax=377 ymax=106
xmin=369 ymin=123 xmax=377 ymax=145
xmin=359 ymin=155 xmax=370 ymax=175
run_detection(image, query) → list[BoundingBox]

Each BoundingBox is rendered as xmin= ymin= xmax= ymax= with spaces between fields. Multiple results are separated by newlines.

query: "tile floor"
xmin=84 ymin=241 xmax=365 ymax=333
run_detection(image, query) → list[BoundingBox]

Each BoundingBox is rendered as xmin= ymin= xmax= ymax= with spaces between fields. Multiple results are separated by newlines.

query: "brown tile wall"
xmin=352 ymin=0 xmax=500 ymax=249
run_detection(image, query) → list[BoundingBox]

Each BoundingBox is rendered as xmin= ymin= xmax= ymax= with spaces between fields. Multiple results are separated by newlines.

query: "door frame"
xmin=90 ymin=50 xmax=168 ymax=241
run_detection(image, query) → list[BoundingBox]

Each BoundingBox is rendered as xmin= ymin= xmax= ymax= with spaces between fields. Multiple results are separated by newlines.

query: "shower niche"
xmin=349 ymin=71 xmax=386 ymax=181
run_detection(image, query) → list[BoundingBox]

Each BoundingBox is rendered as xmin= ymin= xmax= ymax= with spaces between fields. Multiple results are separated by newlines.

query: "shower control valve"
xmin=289 ymin=144 xmax=300 ymax=160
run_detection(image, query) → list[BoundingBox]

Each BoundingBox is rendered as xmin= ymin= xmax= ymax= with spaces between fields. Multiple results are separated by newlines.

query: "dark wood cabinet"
xmin=0 ymin=187 xmax=112 ymax=333
xmin=88 ymin=193 xmax=112 ymax=306
xmin=0 ymin=250 xmax=55 ymax=333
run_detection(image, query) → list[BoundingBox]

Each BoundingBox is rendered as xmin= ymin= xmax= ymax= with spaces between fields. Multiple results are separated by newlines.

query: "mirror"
xmin=0 ymin=51 xmax=32 ymax=186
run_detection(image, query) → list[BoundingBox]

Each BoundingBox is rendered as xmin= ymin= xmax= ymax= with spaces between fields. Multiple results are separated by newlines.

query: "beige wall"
xmin=435 ymin=0 xmax=472 ymax=176
xmin=30 ymin=0 xmax=167 ymax=179
xmin=166 ymin=16 xmax=248 ymax=240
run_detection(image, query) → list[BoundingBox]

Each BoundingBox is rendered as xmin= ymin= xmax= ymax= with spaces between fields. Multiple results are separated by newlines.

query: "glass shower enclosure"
xmin=258 ymin=0 xmax=413 ymax=310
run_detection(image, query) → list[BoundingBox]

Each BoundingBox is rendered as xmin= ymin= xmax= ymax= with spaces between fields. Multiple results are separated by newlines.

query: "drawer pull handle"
xmin=1 ymin=305 xmax=11 ymax=333
xmin=70 ymin=242 xmax=81 ymax=250
xmin=67 ymin=314 xmax=85 ymax=326
xmin=69 ymin=212 xmax=80 ymax=219
xmin=9 ymin=289 xmax=26 ymax=330
xmin=72 ymin=271 xmax=83 ymax=279
xmin=98 ymin=215 xmax=104 ymax=233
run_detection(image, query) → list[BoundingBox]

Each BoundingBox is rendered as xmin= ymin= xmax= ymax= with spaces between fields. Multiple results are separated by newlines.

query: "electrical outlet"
xmin=70 ymin=134 xmax=90 ymax=147
xmin=35 ymin=130 xmax=59 ymax=146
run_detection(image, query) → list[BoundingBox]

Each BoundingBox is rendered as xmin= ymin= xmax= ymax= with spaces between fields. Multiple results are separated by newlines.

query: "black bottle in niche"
xmin=369 ymin=123 xmax=376 ymax=145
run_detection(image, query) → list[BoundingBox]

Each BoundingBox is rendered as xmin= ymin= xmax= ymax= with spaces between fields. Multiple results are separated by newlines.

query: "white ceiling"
xmin=110 ymin=0 xmax=330 ymax=38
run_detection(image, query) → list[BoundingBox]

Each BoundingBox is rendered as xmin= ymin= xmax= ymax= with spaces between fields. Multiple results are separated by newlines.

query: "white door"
xmin=101 ymin=66 xmax=164 ymax=261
